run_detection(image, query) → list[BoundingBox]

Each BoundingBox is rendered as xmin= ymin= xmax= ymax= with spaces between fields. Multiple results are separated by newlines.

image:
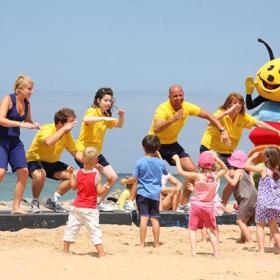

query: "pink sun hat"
xmin=198 ymin=151 xmax=215 ymax=169
xmin=227 ymin=150 xmax=248 ymax=168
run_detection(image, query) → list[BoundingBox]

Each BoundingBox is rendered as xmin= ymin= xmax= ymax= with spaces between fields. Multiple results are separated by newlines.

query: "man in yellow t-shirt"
xmin=121 ymin=85 xmax=230 ymax=212
xmin=26 ymin=108 xmax=82 ymax=213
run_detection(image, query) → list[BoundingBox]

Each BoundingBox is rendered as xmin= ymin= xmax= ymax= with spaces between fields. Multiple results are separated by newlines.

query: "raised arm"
xmin=243 ymin=152 xmax=266 ymax=176
xmin=153 ymin=109 xmax=184 ymax=133
xmin=43 ymin=120 xmax=77 ymax=146
xmin=198 ymin=109 xmax=231 ymax=146
xmin=172 ymin=154 xmax=199 ymax=180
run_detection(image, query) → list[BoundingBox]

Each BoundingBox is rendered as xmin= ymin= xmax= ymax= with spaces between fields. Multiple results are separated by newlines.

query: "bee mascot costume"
xmin=246 ymin=39 xmax=280 ymax=162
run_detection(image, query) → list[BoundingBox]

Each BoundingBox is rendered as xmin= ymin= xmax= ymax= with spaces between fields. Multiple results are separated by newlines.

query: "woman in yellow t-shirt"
xmin=75 ymin=88 xmax=125 ymax=203
xmin=200 ymin=92 xmax=280 ymax=205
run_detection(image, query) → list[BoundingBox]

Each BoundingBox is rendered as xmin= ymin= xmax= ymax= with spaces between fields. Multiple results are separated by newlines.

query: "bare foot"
xmin=153 ymin=242 xmax=160 ymax=248
xmin=11 ymin=208 xmax=27 ymax=214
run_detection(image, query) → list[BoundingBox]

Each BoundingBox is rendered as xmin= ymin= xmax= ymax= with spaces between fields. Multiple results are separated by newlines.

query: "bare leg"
xmin=99 ymin=165 xmax=118 ymax=201
xmin=178 ymin=157 xmax=196 ymax=205
xmin=236 ymin=218 xmax=253 ymax=243
xmin=256 ymin=222 xmax=265 ymax=253
xmin=0 ymin=168 xmax=6 ymax=183
xmin=12 ymin=168 xmax=28 ymax=213
xmin=31 ymin=169 xmax=46 ymax=198
xmin=95 ymin=244 xmax=105 ymax=257
xmin=63 ymin=240 xmax=72 ymax=254
xmin=206 ymin=228 xmax=219 ymax=257
xmin=189 ymin=229 xmax=197 ymax=256
xmin=150 ymin=217 xmax=160 ymax=248
xmin=139 ymin=216 xmax=149 ymax=247
xmin=268 ymin=220 xmax=280 ymax=252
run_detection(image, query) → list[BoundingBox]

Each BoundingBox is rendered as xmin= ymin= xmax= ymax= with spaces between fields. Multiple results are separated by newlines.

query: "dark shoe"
xmin=45 ymin=198 xmax=67 ymax=213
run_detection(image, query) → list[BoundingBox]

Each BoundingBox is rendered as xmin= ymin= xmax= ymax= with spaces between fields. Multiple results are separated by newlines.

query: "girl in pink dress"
xmin=173 ymin=152 xmax=228 ymax=257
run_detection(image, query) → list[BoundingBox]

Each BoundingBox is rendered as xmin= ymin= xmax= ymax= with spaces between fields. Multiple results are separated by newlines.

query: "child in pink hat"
xmin=224 ymin=150 xmax=257 ymax=244
xmin=173 ymin=151 xmax=228 ymax=257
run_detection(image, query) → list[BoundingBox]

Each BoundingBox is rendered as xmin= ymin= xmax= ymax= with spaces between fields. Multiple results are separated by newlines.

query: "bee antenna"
xmin=258 ymin=38 xmax=275 ymax=60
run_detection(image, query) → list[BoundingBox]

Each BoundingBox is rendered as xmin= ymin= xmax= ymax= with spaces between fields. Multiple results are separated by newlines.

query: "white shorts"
xmin=63 ymin=206 xmax=102 ymax=245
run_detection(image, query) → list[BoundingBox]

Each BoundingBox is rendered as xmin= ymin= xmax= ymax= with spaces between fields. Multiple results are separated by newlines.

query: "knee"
xmin=32 ymin=170 xmax=46 ymax=184
xmin=17 ymin=168 xmax=29 ymax=182
xmin=0 ymin=169 xmax=6 ymax=182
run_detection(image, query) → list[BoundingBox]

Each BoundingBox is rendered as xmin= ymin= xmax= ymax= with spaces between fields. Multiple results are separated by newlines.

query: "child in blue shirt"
xmin=121 ymin=135 xmax=167 ymax=248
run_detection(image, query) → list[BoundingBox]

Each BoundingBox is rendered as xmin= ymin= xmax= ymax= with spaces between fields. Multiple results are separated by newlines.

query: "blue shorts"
xmin=28 ymin=161 xmax=69 ymax=179
xmin=75 ymin=153 xmax=110 ymax=168
xmin=159 ymin=142 xmax=190 ymax=166
xmin=136 ymin=194 xmax=160 ymax=219
xmin=199 ymin=145 xmax=232 ymax=168
xmin=0 ymin=137 xmax=27 ymax=172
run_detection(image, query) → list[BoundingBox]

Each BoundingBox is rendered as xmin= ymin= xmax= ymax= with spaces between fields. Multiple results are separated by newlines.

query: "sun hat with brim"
xmin=227 ymin=150 xmax=247 ymax=168
xmin=198 ymin=151 xmax=214 ymax=169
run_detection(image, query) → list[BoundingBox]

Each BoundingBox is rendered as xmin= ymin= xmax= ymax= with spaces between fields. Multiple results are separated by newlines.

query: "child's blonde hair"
xmin=14 ymin=75 xmax=34 ymax=93
xmin=83 ymin=147 xmax=99 ymax=165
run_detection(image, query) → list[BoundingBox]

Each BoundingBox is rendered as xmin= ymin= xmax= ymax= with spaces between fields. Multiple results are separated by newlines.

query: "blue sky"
xmin=1 ymin=0 xmax=279 ymax=172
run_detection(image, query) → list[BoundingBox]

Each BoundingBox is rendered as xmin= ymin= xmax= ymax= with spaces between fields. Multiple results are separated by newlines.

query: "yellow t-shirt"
xmin=148 ymin=100 xmax=201 ymax=144
xmin=26 ymin=123 xmax=77 ymax=163
xmin=117 ymin=189 xmax=131 ymax=210
xmin=76 ymin=107 xmax=118 ymax=152
xmin=201 ymin=109 xmax=257 ymax=154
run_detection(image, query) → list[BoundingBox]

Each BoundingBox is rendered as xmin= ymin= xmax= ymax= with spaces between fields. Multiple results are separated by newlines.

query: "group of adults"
xmin=1 ymin=75 xmax=280 ymax=214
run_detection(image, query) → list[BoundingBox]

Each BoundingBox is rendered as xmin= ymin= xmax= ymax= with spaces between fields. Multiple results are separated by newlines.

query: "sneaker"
xmin=97 ymin=202 xmax=117 ymax=212
xmin=45 ymin=198 xmax=67 ymax=213
xmin=123 ymin=200 xmax=135 ymax=211
xmin=30 ymin=199 xmax=41 ymax=214
xmin=177 ymin=203 xmax=190 ymax=213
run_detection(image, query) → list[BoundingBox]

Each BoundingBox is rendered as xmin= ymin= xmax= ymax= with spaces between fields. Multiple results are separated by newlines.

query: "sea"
xmin=0 ymin=173 xmax=233 ymax=202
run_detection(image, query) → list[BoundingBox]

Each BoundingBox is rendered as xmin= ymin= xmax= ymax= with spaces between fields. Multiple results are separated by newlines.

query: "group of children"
xmin=1 ymin=75 xmax=280 ymax=258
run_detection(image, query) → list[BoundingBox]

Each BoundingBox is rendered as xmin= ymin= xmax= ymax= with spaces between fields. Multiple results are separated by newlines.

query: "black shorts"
xmin=28 ymin=160 xmax=69 ymax=179
xmin=75 ymin=153 xmax=110 ymax=168
xmin=199 ymin=145 xmax=232 ymax=168
xmin=159 ymin=142 xmax=190 ymax=166
xmin=136 ymin=194 xmax=160 ymax=219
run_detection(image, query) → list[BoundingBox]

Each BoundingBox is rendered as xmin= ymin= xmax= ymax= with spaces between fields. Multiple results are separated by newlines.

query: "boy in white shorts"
xmin=63 ymin=147 xmax=110 ymax=257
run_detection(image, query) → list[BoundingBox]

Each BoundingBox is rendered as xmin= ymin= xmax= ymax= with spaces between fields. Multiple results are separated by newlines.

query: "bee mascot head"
xmin=246 ymin=38 xmax=280 ymax=158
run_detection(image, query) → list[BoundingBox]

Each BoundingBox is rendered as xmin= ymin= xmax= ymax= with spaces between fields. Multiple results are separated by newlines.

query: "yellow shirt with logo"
xmin=148 ymin=100 xmax=201 ymax=144
xmin=201 ymin=109 xmax=257 ymax=154
xmin=76 ymin=107 xmax=118 ymax=152
xmin=26 ymin=123 xmax=77 ymax=163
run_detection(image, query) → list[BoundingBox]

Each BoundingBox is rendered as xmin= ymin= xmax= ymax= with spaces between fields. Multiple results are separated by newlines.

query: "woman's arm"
xmin=83 ymin=116 xmax=118 ymax=125
xmin=255 ymin=120 xmax=280 ymax=137
xmin=24 ymin=104 xmax=40 ymax=129
xmin=0 ymin=95 xmax=19 ymax=127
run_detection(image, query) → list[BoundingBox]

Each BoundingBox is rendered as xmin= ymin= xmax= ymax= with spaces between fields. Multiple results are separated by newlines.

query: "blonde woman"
xmin=0 ymin=75 xmax=39 ymax=213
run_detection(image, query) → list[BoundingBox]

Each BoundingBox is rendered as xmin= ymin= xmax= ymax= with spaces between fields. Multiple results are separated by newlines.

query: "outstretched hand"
xmin=245 ymin=76 xmax=255 ymax=95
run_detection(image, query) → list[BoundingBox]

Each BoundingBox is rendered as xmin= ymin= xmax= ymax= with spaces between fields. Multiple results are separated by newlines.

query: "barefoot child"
xmin=224 ymin=150 xmax=257 ymax=243
xmin=173 ymin=151 xmax=228 ymax=257
xmin=120 ymin=135 xmax=167 ymax=248
xmin=63 ymin=147 xmax=109 ymax=257
xmin=244 ymin=146 xmax=280 ymax=253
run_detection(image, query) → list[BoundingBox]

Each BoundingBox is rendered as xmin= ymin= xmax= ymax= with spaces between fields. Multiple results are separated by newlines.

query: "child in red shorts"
xmin=173 ymin=151 xmax=228 ymax=257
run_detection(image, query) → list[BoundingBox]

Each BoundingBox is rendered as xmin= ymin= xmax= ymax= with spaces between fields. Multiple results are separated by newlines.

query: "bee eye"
xmin=267 ymin=65 xmax=274 ymax=71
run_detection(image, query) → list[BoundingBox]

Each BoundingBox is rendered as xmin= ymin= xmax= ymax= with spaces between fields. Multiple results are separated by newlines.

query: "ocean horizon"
xmin=0 ymin=172 xmax=233 ymax=203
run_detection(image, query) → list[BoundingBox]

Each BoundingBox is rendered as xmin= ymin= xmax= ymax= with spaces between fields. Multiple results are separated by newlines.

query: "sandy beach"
xmin=1 ymin=222 xmax=280 ymax=280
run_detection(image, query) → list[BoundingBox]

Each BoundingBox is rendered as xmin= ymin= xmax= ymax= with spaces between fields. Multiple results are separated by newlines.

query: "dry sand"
xmin=0 ymin=222 xmax=280 ymax=280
